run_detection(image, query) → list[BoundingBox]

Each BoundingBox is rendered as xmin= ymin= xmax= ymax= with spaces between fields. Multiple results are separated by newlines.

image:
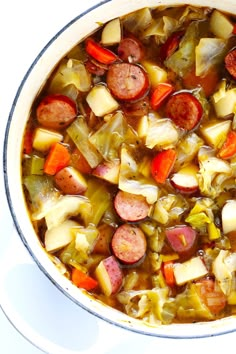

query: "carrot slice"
xmin=85 ymin=38 xmax=117 ymax=64
xmin=44 ymin=142 xmax=70 ymax=175
xmin=71 ymin=268 xmax=98 ymax=291
xmin=151 ymin=149 xmax=177 ymax=184
xmin=150 ymin=83 xmax=174 ymax=110
xmin=162 ymin=261 xmax=175 ymax=287
xmin=218 ymin=131 xmax=236 ymax=159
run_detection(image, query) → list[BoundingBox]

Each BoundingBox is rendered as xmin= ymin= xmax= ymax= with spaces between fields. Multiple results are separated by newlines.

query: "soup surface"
xmin=22 ymin=5 xmax=236 ymax=324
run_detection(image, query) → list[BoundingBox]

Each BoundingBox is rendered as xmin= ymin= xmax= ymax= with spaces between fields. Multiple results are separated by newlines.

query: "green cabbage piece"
xmin=117 ymin=287 xmax=176 ymax=324
xmin=23 ymin=175 xmax=60 ymax=220
xmin=212 ymin=250 xmax=236 ymax=296
xmin=165 ymin=21 xmax=201 ymax=77
xmin=119 ymin=144 xmax=158 ymax=204
xmin=195 ymin=38 xmax=227 ymax=77
xmin=175 ymin=283 xmax=214 ymax=321
xmin=89 ymin=111 xmax=137 ymax=161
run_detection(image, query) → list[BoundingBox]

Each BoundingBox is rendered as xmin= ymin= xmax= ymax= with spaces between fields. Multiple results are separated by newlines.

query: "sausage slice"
xmin=36 ymin=94 xmax=77 ymax=130
xmin=106 ymin=63 xmax=149 ymax=102
xmin=114 ymin=190 xmax=150 ymax=222
xmin=118 ymin=36 xmax=144 ymax=63
xmin=165 ymin=225 xmax=198 ymax=260
xmin=224 ymin=48 xmax=236 ymax=80
xmin=165 ymin=92 xmax=203 ymax=130
xmin=111 ymin=224 xmax=147 ymax=264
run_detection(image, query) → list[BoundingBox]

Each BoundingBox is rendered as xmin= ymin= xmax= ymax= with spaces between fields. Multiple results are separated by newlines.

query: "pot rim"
xmin=3 ymin=0 xmax=236 ymax=339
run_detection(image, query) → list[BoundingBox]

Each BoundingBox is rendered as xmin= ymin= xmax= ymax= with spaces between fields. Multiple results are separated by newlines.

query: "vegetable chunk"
xmin=95 ymin=256 xmax=123 ymax=296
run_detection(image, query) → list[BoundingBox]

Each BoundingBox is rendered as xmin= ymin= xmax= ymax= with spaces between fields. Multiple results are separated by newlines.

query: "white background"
xmin=0 ymin=1 xmax=236 ymax=353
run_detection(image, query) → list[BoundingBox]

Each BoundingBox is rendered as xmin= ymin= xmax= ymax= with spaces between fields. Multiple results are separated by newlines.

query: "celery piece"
xmin=60 ymin=240 xmax=87 ymax=265
xmin=30 ymin=155 xmax=45 ymax=175
xmin=67 ymin=117 xmax=102 ymax=168
xmin=139 ymin=220 xmax=157 ymax=237
xmin=185 ymin=212 xmax=211 ymax=229
xmin=84 ymin=178 xmax=111 ymax=226
xmin=208 ymin=222 xmax=221 ymax=240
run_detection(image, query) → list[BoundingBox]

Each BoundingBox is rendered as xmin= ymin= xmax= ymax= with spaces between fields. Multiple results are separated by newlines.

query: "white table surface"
xmin=0 ymin=1 xmax=236 ymax=353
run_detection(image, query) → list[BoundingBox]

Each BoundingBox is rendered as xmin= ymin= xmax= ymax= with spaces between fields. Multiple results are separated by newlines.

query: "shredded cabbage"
xmin=117 ymin=287 xmax=176 ymax=324
xmin=119 ymin=145 xmax=158 ymax=204
xmin=195 ymin=38 xmax=227 ymax=77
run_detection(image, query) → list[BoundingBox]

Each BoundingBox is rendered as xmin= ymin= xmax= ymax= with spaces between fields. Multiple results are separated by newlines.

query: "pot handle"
xmin=0 ymin=226 xmax=93 ymax=354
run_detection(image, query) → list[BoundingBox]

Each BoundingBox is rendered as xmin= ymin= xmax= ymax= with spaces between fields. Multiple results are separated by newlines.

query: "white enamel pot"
xmin=3 ymin=0 xmax=236 ymax=341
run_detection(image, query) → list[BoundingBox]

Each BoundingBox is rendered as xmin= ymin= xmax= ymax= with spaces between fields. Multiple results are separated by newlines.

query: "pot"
xmin=4 ymin=0 xmax=236 ymax=339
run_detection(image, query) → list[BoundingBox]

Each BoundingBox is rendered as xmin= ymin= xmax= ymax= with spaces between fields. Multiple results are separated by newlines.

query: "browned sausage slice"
xmin=111 ymin=224 xmax=147 ymax=264
xmin=118 ymin=36 xmax=144 ymax=63
xmin=114 ymin=190 xmax=150 ymax=222
xmin=36 ymin=94 xmax=77 ymax=130
xmin=224 ymin=48 xmax=236 ymax=80
xmin=106 ymin=63 xmax=150 ymax=102
xmin=165 ymin=92 xmax=203 ymax=130
xmin=165 ymin=225 xmax=198 ymax=260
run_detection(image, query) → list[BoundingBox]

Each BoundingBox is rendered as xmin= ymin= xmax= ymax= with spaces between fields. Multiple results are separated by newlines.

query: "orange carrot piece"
xmin=44 ymin=142 xmax=70 ymax=175
xmin=85 ymin=38 xmax=117 ymax=64
xmin=162 ymin=261 xmax=175 ymax=287
xmin=150 ymin=83 xmax=174 ymax=110
xmin=71 ymin=268 xmax=98 ymax=291
xmin=218 ymin=131 xmax=236 ymax=159
xmin=151 ymin=149 xmax=177 ymax=184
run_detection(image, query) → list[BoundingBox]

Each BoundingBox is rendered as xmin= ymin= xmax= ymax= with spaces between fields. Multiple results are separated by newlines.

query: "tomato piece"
xmin=151 ymin=149 xmax=177 ymax=184
xmin=85 ymin=38 xmax=118 ymax=64
xmin=195 ymin=278 xmax=227 ymax=315
xmin=150 ymin=83 xmax=174 ymax=110
xmin=183 ymin=67 xmax=220 ymax=97
xmin=218 ymin=130 xmax=236 ymax=160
